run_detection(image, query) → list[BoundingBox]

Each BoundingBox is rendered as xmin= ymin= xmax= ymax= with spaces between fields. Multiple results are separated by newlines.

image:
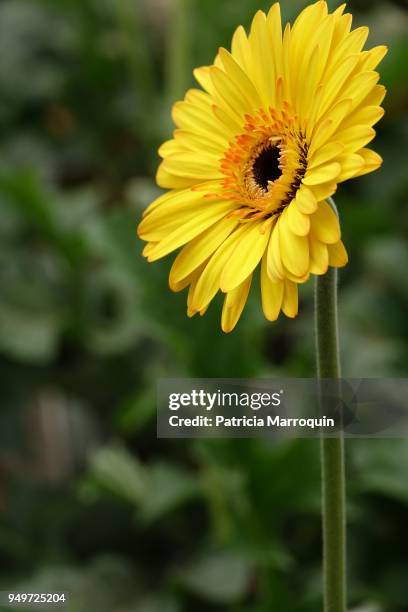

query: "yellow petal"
xmin=303 ymin=162 xmax=341 ymax=186
xmin=187 ymin=269 xmax=207 ymax=316
xmin=231 ymin=25 xmax=252 ymax=73
xmin=290 ymin=2 xmax=329 ymax=90
xmin=287 ymin=200 xmax=311 ymax=236
xmin=248 ymin=10 xmax=276 ymax=107
xmin=221 ymin=221 xmax=271 ymax=292
xmin=310 ymin=200 xmax=341 ymax=245
xmin=337 ymin=154 xmax=365 ymax=182
xmin=142 ymin=187 xmax=180 ymax=215
xmin=217 ymin=47 xmax=261 ymax=109
xmin=142 ymin=241 xmax=157 ymax=258
xmin=279 ymin=210 xmax=309 ymax=277
xmin=221 ymin=274 xmax=252 ymax=333
xmin=158 ymin=139 xmax=184 ymax=158
xmin=266 ymin=3 xmax=283 ymax=79
xmin=309 ymin=181 xmax=337 ymax=202
xmin=308 ymin=142 xmax=344 ymax=168
xmin=352 ymin=148 xmax=383 ymax=177
xmin=314 ymin=55 xmax=358 ymax=121
xmin=146 ymin=200 xmax=236 ymax=261
xmin=161 ymin=152 xmax=222 ymax=181
xmin=329 ymin=26 xmax=369 ymax=69
xmin=266 ymin=219 xmax=284 ymax=281
xmin=193 ymin=66 xmax=216 ymax=96
xmin=343 ymin=26 xmax=369 ymax=54
xmin=281 ymin=269 xmax=310 ymax=284
xmin=209 ymin=66 xmax=254 ymax=122
xmin=139 ymin=188 xmax=208 ymax=241
xmin=339 ymin=105 xmax=384 ymax=131
xmin=333 ymin=3 xmax=347 ymax=18
xmin=297 ymin=44 xmax=320 ymax=127
xmin=312 ymin=98 xmax=352 ymax=146
xmin=172 ymin=98 xmax=233 ymax=141
xmin=308 ymin=118 xmax=334 ymax=155
xmin=328 ymin=240 xmax=349 ymax=267
xmin=309 ymin=237 xmax=329 ymax=275
xmin=170 ymin=263 xmax=205 ymax=293
xmin=174 ymin=129 xmax=226 ymax=156
xmin=331 ymin=11 xmax=352 ymax=52
xmin=360 ymin=45 xmax=388 ymax=71
xmin=192 ymin=225 xmax=248 ymax=310
xmin=282 ymin=280 xmax=298 ymax=318
xmin=211 ymin=103 xmax=242 ymax=135
xmin=343 ymin=71 xmax=380 ymax=113
xmin=300 ymin=14 xmax=334 ymax=94
xmin=156 ymin=164 xmax=196 ymax=189
xmin=169 ymin=216 xmax=238 ymax=285
xmin=363 ymin=84 xmax=386 ymax=107
xmin=335 ymin=125 xmax=376 ymax=153
xmin=295 ymin=186 xmax=318 ymax=214
xmin=260 ymin=254 xmax=284 ymax=321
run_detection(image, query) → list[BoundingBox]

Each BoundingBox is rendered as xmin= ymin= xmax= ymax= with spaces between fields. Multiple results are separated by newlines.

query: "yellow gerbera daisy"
xmin=138 ymin=1 xmax=387 ymax=332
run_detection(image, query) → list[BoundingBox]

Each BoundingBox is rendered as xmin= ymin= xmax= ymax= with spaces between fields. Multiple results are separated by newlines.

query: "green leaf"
xmin=115 ymin=387 xmax=155 ymax=434
xmin=177 ymin=551 xmax=253 ymax=603
xmin=139 ymin=462 xmax=200 ymax=523
xmin=87 ymin=445 xmax=200 ymax=522
xmin=88 ymin=445 xmax=145 ymax=505
xmin=352 ymin=439 xmax=408 ymax=504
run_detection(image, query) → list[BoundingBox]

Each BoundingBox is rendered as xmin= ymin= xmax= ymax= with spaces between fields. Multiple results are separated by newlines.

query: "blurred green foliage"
xmin=0 ymin=0 xmax=407 ymax=610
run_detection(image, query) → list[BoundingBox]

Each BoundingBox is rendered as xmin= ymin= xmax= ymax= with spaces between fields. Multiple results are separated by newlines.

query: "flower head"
xmin=138 ymin=1 xmax=387 ymax=332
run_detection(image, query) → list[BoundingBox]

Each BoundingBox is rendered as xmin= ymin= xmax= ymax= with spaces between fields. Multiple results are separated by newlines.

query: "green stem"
xmin=314 ymin=203 xmax=347 ymax=612
xmin=166 ymin=0 xmax=190 ymax=105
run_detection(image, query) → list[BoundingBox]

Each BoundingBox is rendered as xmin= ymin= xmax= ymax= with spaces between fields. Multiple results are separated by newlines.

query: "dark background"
xmin=0 ymin=0 xmax=407 ymax=610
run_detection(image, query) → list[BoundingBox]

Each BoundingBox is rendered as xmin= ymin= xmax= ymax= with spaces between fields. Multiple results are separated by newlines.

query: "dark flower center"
xmin=252 ymin=144 xmax=282 ymax=191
